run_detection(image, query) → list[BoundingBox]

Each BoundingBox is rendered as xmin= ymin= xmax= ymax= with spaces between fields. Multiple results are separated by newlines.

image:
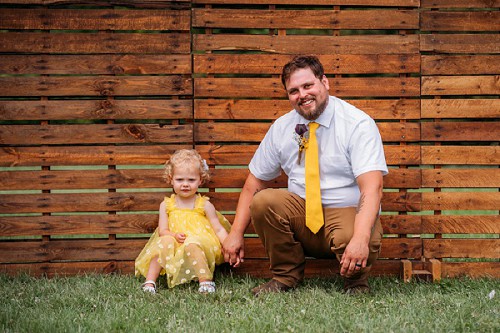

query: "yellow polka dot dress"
xmin=135 ymin=194 xmax=231 ymax=288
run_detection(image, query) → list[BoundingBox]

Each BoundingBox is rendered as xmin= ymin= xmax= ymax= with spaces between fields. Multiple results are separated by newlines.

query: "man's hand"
xmin=340 ymin=237 xmax=369 ymax=277
xmin=222 ymin=231 xmax=245 ymax=267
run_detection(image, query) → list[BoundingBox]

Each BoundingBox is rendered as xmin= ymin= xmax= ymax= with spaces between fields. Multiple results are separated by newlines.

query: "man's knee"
xmin=250 ymin=189 xmax=275 ymax=221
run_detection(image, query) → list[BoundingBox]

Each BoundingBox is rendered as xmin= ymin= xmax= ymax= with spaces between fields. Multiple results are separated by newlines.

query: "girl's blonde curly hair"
xmin=163 ymin=149 xmax=210 ymax=185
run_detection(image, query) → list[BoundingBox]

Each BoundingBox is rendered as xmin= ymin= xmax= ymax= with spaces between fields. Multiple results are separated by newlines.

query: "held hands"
xmin=222 ymin=232 xmax=244 ymax=267
xmin=340 ymin=237 xmax=369 ymax=278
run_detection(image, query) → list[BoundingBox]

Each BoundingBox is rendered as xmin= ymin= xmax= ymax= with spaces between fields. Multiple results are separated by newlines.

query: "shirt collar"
xmin=312 ymin=96 xmax=334 ymax=129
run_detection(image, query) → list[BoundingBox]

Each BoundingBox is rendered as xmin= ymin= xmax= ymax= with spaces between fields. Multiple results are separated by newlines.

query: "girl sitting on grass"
xmin=135 ymin=149 xmax=231 ymax=294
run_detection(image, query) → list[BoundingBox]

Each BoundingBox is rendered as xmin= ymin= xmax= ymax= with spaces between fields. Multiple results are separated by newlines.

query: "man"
xmin=222 ymin=55 xmax=388 ymax=295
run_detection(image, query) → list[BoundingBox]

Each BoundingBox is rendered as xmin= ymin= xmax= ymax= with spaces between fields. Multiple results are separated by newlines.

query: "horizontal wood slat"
xmin=421 ymin=55 xmax=500 ymax=75
xmin=194 ymin=34 xmax=419 ymax=54
xmin=422 ymin=169 xmax=500 ymax=188
xmin=0 ymin=55 xmax=192 ymax=75
xmin=0 ymin=145 xmax=190 ymax=167
xmin=421 ymin=146 xmax=500 ymax=165
xmin=197 ymin=145 xmax=421 ymax=165
xmin=421 ymin=0 xmax=500 ymax=8
xmin=421 ymin=76 xmax=500 ymax=96
xmin=422 ymin=215 xmax=499 ymax=234
xmin=194 ymin=54 xmax=420 ymax=74
xmin=193 ymin=9 xmax=418 ymax=29
xmin=420 ymin=34 xmax=500 ymax=54
xmin=0 ymin=167 xmax=419 ymax=191
xmin=442 ymin=262 xmax=500 ymax=279
xmin=0 ymin=124 xmax=193 ymax=145
xmin=195 ymin=122 xmax=420 ymax=142
xmin=0 ymin=76 xmax=192 ymax=97
xmin=0 ymin=237 xmax=422 ymax=263
xmin=0 ymin=214 xmax=158 ymax=237
xmin=193 ymin=0 xmax=420 ymax=6
xmin=0 ymin=0 xmax=191 ymax=6
xmin=195 ymin=99 xmax=420 ymax=120
xmin=421 ymin=122 xmax=500 ymax=142
xmin=195 ymin=77 xmax=420 ymax=98
xmin=0 ymin=9 xmax=190 ymax=31
xmin=0 ymin=32 xmax=191 ymax=54
xmin=0 ymin=100 xmax=192 ymax=121
xmin=421 ymin=99 xmax=500 ymax=119
xmin=0 ymin=191 xmax=420 ymax=214
xmin=424 ymin=239 xmax=500 ymax=258
xmin=421 ymin=11 xmax=500 ymax=31
xmin=422 ymin=192 xmax=500 ymax=211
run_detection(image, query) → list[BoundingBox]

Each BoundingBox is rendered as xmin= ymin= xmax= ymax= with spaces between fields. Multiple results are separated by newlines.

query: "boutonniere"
xmin=294 ymin=124 xmax=309 ymax=164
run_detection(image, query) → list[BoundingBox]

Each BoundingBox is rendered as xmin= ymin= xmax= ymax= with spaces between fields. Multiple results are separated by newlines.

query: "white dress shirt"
xmin=249 ymin=96 xmax=388 ymax=208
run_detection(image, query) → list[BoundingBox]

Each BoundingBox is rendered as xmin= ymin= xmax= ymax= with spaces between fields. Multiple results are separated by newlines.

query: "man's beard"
xmin=297 ymin=97 xmax=328 ymax=121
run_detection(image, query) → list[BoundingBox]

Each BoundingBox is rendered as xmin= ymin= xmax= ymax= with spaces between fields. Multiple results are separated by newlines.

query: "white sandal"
xmin=141 ymin=280 xmax=157 ymax=294
xmin=198 ymin=281 xmax=216 ymax=293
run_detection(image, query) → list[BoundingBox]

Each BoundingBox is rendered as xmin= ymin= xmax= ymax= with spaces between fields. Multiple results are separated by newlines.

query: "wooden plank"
xmin=195 ymin=122 xmax=420 ymax=142
xmin=192 ymin=0 xmax=420 ymax=6
xmin=0 ymin=32 xmax=191 ymax=54
xmin=422 ymin=215 xmax=500 ymax=234
xmin=381 ymin=215 xmax=422 ymax=234
xmin=0 ymin=8 xmax=190 ymax=31
xmin=197 ymin=144 xmax=421 ymax=165
xmin=442 ymin=262 xmax=500 ymax=279
xmin=0 ymin=55 xmax=192 ymax=75
xmin=206 ymin=167 xmax=420 ymax=189
xmin=422 ymin=169 xmax=500 ymax=188
xmin=193 ymin=9 xmax=418 ymax=29
xmin=421 ymin=146 xmax=500 ymax=165
xmin=421 ymin=122 xmax=500 ymax=141
xmin=424 ymin=239 xmax=500 ymax=258
xmin=0 ymin=100 xmax=192 ymax=121
xmin=0 ymin=76 xmax=192 ymax=97
xmin=422 ymin=192 xmax=500 ymax=210
xmin=421 ymin=55 xmax=500 ymax=75
xmin=421 ymin=11 xmax=500 ymax=32
xmin=0 ymin=192 xmax=163 ymax=214
xmin=194 ymin=54 xmax=420 ymax=75
xmin=422 ymin=76 xmax=500 ymax=96
xmin=0 ymin=214 xmax=158 ymax=237
xmin=0 ymin=239 xmax=145 ymax=263
xmin=0 ymin=0 xmax=190 ymax=6
xmin=195 ymin=77 xmax=420 ymax=98
xmin=0 ymin=261 xmax=134 ymax=277
xmin=194 ymin=34 xmax=419 ymax=54
xmin=195 ymin=99 xmax=420 ymax=120
xmin=0 ymin=145 xmax=190 ymax=167
xmin=421 ymin=99 xmax=500 ymax=119
xmin=421 ymin=0 xmax=500 ymax=8
xmin=420 ymin=34 xmax=500 ymax=54
xmin=0 ymin=124 xmax=193 ymax=145
xmin=0 ymin=169 xmax=169 ymax=190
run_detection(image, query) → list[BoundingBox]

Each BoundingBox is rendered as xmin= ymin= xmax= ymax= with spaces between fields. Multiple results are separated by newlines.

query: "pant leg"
xmin=250 ymin=189 xmax=331 ymax=287
xmin=324 ymin=207 xmax=383 ymax=279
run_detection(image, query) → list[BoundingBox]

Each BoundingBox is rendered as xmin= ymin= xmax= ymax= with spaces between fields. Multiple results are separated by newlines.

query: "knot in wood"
xmin=124 ymin=124 xmax=146 ymax=141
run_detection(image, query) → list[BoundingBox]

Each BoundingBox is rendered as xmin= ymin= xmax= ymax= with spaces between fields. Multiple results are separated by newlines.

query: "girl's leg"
xmin=145 ymin=256 xmax=162 ymax=286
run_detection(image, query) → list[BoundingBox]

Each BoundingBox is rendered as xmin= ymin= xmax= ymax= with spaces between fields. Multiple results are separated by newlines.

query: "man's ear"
xmin=321 ymin=75 xmax=330 ymax=90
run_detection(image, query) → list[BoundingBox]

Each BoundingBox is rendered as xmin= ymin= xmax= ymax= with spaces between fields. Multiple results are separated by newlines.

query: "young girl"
xmin=135 ymin=149 xmax=231 ymax=294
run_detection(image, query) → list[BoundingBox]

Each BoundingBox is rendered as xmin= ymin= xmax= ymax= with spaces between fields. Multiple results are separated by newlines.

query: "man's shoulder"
xmin=332 ymin=96 xmax=372 ymax=123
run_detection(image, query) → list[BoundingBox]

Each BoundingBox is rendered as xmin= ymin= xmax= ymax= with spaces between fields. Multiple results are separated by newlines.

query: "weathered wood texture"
xmin=0 ymin=1 xmax=498 ymax=278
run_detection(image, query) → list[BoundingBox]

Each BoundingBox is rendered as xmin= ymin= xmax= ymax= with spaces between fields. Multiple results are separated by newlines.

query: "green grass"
xmin=1 ymin=274 xmax=499 ymax=333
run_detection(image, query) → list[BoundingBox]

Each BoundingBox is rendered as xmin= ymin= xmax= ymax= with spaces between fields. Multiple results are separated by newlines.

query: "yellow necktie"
xmin=305 ymin=122 xmax=323 ymax=234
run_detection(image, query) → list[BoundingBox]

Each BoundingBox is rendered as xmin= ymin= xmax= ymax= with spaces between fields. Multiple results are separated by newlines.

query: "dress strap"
xmin=194 ymin=194 xmax=208 ymax=211
xmin=164 ymin=194 xmax=176 ymax=213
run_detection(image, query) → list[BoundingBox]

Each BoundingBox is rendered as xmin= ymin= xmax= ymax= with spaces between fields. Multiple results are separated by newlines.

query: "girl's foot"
xmin=198 ymin=281 xmax=216 ymax=293
xmin=141 ymin=280 xmax=157 ymax=294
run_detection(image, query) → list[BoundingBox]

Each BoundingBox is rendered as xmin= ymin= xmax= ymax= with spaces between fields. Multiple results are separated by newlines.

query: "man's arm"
xmin=222 ymin=172 xmax=267 ymax=267
xmin=340 ymin=170 xmax=383 ymax=277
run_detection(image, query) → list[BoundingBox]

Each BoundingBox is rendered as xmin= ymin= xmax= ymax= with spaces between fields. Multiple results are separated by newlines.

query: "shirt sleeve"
xmin=249 ymin=122 xmax=282 ymax=181
xmin=348 ymin=117 xmax=389 ymax=178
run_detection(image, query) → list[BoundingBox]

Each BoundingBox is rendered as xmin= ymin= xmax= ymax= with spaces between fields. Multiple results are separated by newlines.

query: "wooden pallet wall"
xmin=0 ymin=0 xmax=498 ymax=278
xmin=419 ymin=0 xmax=500 ymax=277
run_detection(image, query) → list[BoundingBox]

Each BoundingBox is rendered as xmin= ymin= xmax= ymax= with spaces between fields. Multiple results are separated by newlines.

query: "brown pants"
xmin=251 ymin=188 xmax=383 ymax=287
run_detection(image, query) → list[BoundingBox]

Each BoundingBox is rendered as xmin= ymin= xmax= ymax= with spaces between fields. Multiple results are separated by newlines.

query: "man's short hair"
xmin=281 ymin=55 xmax=325 ymax=89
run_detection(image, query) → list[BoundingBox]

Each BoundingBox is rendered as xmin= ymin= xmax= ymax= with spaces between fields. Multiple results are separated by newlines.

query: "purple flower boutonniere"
xmin=294 ymin=124 xmax=309 ymax=164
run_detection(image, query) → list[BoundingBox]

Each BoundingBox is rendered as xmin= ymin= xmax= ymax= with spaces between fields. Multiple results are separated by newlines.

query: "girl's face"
xmin=171 ymin=163 xmax=202 ymax=199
